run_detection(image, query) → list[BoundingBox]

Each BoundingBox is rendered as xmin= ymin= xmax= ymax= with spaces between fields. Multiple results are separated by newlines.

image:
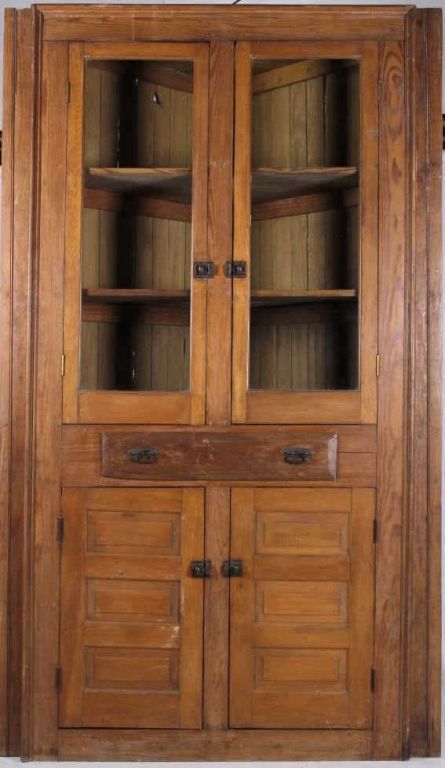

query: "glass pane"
xmin=80 ymin=59 xmax=193 ymax=391
xmin=249 ymin=58 xmax=360 ymax=391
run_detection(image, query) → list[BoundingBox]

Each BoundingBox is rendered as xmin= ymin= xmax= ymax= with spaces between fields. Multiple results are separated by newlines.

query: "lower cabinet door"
xmin=59 ymin=487 xmax=204 ymax=728
xmin=229 ymin=488 xmax=375 ymax=729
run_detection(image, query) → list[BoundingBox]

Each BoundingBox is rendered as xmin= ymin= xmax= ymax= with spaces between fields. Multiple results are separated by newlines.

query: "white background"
xmin=0 ymin=1 xmax=444 ymax=766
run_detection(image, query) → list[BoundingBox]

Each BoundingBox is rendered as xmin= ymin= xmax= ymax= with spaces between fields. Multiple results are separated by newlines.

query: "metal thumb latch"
xmin=222 ymin=559 xmax=243 ymax=577
xmin=190 ymin=560 xmax=212 ymax=578
xmin=193 ymin=261 xmax=215 ymax=279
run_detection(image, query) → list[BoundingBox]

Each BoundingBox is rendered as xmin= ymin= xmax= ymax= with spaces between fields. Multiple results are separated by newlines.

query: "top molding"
xmin=37 ymin=4 xmax=412 ymax=42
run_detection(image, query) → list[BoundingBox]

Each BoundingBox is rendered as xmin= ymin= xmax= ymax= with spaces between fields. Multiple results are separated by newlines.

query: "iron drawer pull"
xmin=282 ymin=446 xmax=312 ymax=465
xmin=127 ymin=447 xmax=159 ymax=464
xmin=190 ymin=560 xmax=212 ymax=578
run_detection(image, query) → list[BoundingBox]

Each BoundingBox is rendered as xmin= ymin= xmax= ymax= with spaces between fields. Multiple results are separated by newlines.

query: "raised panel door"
xmin=229 ymin=487 xmax=375 ymax=728
xmin=59 ymin=488 xmax=204 ymax=728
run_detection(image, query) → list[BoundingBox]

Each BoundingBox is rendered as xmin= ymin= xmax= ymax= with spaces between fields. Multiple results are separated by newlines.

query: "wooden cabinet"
xmin=1 ymin=4 xmax=441 ymax=762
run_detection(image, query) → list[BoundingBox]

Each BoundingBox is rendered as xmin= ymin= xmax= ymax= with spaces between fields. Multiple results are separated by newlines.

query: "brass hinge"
xmin=373 ymin=519 xmax=378 ymax=544
xmin=370 ymin=668 xmax=376 ymax=692
xmin=61 ymin=353 xmax=65 ymax=377
xmin=376 ymin=353 xmax=380 ymax=377
xmin=66 ymin=81 xmax=71 ymax=104
xmin=55 ymin=666 xmax=62 ymax=691
xmin=56 ymin=517 xmax=64 ymax=543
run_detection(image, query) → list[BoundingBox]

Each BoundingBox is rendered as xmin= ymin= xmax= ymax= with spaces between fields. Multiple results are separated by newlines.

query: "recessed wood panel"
xmin=256 ymin=511 xmax=348 ymax=556
xmin=87 ymin=509 xmax=180 ymax=555
xmin=254 ymin=649 xmax=347 ymax=692
xmin=85 ymin=648 xmax=179 ymax=691
xmin=256 ymin=581 xmax=348 ymax=626
xmin=87 ymin=579 xmax=180 ymax=624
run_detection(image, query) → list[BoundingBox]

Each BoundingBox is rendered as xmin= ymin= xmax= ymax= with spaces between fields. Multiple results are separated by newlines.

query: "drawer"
xmin=101 ymin=431 xmax=337 ymax=481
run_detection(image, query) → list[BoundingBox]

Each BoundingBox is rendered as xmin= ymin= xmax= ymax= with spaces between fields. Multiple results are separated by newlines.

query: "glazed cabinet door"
xmin=229 ymin=488 xmax=375 ymax=728
xmin=63 ymin=42 xmax=209 ymax=424
xmin=232 ymin=42 xmax=378 ymax=423
xmin=59 ymin=488 xmax=204 ymax=728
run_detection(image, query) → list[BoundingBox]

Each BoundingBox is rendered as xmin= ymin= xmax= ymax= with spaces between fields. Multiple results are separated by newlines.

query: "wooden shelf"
xmin=251 ymin=289 xmax=357 ymax=307
xmin=85 ymin=168 xmax=192 ymax=203
xmin=82 ymin=288 xmax=190 ymax=303
xmin=252 ymin=167 xmax=358 ymax=204
xmin=84 ymin=169 xmax=358 ymax=216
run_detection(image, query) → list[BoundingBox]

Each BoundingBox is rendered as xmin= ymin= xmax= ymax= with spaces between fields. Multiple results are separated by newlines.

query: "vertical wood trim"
xmin=4 ymin=8 xmax=40 ymax=759
xmin=179 ymin=488 xmax=205 ymax=728
xmin=229 ymin=488 xmax=255 ymax=726
xmin=425 ymin=8 xmax=442 ymax=757
xmin=359 ymin=43 xmax=378 ymax=423
xmin=190 ymin=47 xmax=209 ymax=425
xmin=203 ymin=487 xmax=230 ymax=728
xmin=0 ymin=8 xmax=16 ymax=756
xmin=349 ymin=488 xmax=375 ymax=726
xmin=404 ymin=9 xmax=429 ymax=758
xmin=373 ymin=40 xmax=406 ymax=760
xmin=59 ymin=489 xmax=87 ymax=725
xmin=63 ymin=43 xmax=84 ymax=423
xmin=30 ymin=40 xmax=68 ymax=758
xmin=232 ymin=43 xmax=251 ymax=423
xmin=206 ymin=41 xmax=234 ymax=426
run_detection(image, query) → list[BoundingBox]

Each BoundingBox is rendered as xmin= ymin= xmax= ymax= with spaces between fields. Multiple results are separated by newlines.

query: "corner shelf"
xmin=251 ymin=289 xmax=357 ymax=307
xmin=85 ymin=167 xmax=192 ymax=202
xmin=251 ymin=166 xmax=359 ymax=204
xmin=83 ymin=168 xmax=359 ymax=216
xmin=82 ymin=288 xmax=190 ymax=303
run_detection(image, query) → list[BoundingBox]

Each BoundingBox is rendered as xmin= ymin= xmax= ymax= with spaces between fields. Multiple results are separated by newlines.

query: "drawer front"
xmin=102 ymin=431 xmax=337 ymax=481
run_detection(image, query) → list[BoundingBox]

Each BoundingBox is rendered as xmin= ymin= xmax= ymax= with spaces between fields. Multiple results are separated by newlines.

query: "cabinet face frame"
xmin=63 ymin=41 xmax=209 ymax=426
xmin=232 ymin=41 xmax=378 ymax=425
xmin=0 ymin=4 xmax=441 ymax=763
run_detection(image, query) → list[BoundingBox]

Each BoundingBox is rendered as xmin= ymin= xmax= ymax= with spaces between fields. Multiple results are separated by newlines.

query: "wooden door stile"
xmin=206 ymin=41 xmax=234 ymax=426
xmin=63 ymin=42 xmax=83 ymax=423
xmin=232 ymin=42 xmax=251 ymax=423
xmin=203 ymin=487 xmax=230 ymax=728
xmin=358 ymin=42 xmax=378 ymax=422
xmin=189 ymin=44 xmax=208 ymax=425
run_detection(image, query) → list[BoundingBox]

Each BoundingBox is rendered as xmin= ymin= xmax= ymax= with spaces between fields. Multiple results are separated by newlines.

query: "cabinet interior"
xmin=81 ymin=59 xmax=193 ymax=392
xmin=249 ymin=58 xmax=360 ymax=391
xmin=79 ymin=56 xmax=360 ymax=394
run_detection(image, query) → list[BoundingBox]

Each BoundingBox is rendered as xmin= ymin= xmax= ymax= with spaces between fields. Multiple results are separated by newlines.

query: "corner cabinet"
xmin=1 ymin=5 xmax=441 ymax=762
